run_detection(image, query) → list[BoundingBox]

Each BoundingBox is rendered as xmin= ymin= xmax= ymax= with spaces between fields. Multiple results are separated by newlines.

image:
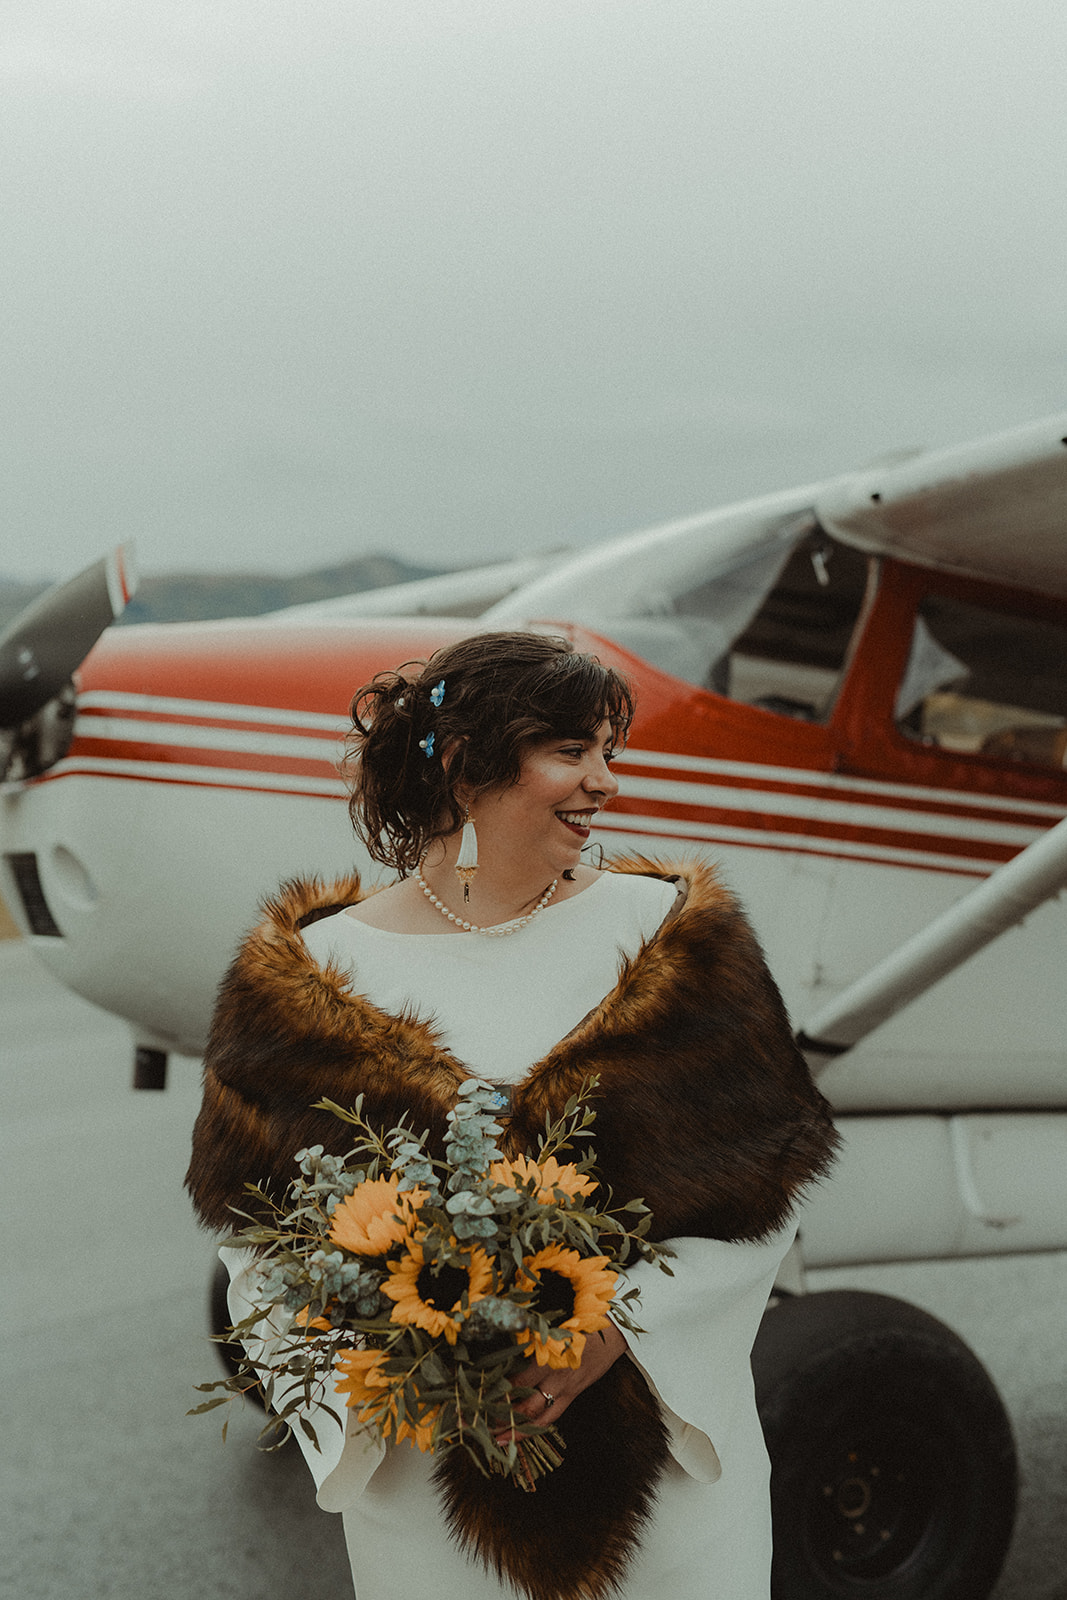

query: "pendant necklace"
xmin=413 ymin=868 xmax=559 ymax=937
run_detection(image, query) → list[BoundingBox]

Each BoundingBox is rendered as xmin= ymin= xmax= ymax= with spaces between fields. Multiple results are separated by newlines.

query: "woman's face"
xmin=469 ymin=718 xmax=620 ymax=878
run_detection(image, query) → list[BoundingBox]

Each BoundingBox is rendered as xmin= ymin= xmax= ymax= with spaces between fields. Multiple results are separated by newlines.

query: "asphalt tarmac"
xmin=2 ymin=936 xmax=1064 ymax=1600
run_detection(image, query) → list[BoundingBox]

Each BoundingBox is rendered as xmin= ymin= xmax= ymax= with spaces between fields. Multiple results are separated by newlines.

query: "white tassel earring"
xmin=455 ymin=805 xmax=479 ymax=902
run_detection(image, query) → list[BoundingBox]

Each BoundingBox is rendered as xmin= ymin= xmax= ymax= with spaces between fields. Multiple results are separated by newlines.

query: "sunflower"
xmin=333 ymin=1348 xmax=392 ymax=1419
xmin=489 ymin=1153 xmax=597 ymax=1205
xmin=328 ymin=1175 xmax=427 ymax=1256
xmin=395 ymin=1410 xmax=440 ymax=1453
xmin=515 ymin=1245 xmax=617 ymax=1370
xmin=382 ymin=1239 xmax=493 ymax=1345
xmin=333 ymin=1349 xmax=440 ymax=1452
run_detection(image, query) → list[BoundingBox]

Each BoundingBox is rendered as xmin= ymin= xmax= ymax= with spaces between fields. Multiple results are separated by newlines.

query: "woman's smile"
xmin=556 ymin=808 xmax=599 ymax=839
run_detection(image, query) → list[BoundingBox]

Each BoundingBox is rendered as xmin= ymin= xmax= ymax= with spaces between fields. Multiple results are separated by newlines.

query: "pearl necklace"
xmin=413 ymin=868 xmax=559 ymax=936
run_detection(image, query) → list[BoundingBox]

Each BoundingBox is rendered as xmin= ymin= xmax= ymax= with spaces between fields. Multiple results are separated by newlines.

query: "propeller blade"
xmin=0 ymin=545 xmax=137 ymax=728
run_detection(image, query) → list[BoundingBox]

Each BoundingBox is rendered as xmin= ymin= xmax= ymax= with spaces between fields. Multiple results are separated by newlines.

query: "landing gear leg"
xmin=133 ymin=1045 xmax=167 ymax=1089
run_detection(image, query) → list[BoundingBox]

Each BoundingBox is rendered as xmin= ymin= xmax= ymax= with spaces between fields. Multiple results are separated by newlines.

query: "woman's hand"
xmin=494 ymin=1322 xmax=629 ymax=1444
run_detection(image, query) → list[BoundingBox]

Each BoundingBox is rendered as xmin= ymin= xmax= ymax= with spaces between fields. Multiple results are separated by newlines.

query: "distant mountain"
xmin=119 ymin=553 xmax=444 ymax=624
xmin=0 ymin=553 xmax=444 ymax=631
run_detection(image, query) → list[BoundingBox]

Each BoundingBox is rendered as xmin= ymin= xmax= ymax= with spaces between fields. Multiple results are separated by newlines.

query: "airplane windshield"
xmin=603 ymin=526 xmax=870 ymax=721
xmin=598 ymin=537 xmax=794 ymax=690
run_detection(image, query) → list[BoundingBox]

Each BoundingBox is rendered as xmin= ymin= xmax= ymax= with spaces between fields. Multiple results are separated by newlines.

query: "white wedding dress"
xmin=223 ymin=872 xmax=791 ymax=1599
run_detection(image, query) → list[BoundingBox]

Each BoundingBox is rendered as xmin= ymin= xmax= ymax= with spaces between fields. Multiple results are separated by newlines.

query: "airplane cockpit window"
xmin=612 ymin=537 xmax=796 ymax=690
xmin=695 ymin=529 xmax=870 ymax=720
xmin=575 ymin=522 xmax=870 ymax=715
xmin=895 ymin=593 xmax=1067 ymax=769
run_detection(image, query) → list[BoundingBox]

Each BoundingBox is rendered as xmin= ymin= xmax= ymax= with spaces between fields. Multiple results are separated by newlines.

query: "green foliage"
xmin=192 ymin=1076 xmax=672 ymax=1482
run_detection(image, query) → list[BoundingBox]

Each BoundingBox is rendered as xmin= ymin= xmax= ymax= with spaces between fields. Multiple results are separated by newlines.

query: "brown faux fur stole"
xmin=186 ymin=855 xmax=837 ymax=1600
xmin=433 ymin=1358 xmax=670 ymax=1600
xmin=188 ymin=854 xmax=837 ymax=1239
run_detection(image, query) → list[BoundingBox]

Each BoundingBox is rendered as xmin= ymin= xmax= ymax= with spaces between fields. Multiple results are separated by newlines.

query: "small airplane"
xmin=4 ymin=410 xmax=1066 ymax=1599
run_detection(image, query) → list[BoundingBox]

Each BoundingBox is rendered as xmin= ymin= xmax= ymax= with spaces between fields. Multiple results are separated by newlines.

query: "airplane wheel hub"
xmin=809 ymin=1441 xmax=925 ymax=1577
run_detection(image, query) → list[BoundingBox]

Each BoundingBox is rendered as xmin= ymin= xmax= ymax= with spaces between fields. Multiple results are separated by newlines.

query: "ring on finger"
xmin=538 ymin=1387 xmax=555 ymax=1407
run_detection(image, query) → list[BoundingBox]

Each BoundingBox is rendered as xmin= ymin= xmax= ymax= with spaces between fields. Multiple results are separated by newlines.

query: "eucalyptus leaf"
xmin=187 ymin=1397 xmax=231 ymax=1414
xmin=422 ymin=1351 xmax=449 ymax=1385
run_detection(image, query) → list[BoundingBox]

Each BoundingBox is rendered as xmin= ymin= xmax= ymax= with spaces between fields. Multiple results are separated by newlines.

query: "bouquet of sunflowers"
xmin=193 ymin=1077 xmax=672 ymax=1488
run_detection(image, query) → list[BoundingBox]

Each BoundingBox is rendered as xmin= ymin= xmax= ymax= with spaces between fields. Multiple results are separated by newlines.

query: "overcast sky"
xmin=2 ymin=0 xmax=1065 ymax=583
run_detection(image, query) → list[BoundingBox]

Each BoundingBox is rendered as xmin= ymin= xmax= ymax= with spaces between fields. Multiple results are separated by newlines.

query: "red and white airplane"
xmin=4 ymin=411 xmax=1066 ymax=1598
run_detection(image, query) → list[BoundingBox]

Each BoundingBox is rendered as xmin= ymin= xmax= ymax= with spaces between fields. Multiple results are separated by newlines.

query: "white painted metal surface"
xmin=798 ymin=811 xmax=1067 ymax=1057
xmin=269 ymin=553 xmax=568 ymax=621
xmin=797 ymin=1113 xmax=1067 ymax=1265
xmin=817 ymin=413 xmax=1067 ymax=597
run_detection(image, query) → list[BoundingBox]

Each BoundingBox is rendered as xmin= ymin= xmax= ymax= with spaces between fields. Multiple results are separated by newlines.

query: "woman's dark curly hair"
xmin=345 ymin=631 xmax=634 ymax=874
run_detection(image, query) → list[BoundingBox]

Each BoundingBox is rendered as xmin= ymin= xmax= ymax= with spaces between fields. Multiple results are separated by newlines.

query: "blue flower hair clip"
xmin=429 ymin=679 xmax=446 ymax=707
xmin=419 ymin=731 xmax=436 ymax=759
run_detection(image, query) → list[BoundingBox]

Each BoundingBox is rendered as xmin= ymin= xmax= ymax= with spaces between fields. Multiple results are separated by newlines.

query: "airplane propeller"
xmin=0 ymin=545 xmax=136 ymax=730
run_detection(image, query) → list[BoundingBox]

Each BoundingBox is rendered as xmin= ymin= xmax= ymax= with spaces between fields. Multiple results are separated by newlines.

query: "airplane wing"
xmin=815 ymin=412 xmax=1067 ymax=598
xmin=267 ymin=553 xmax=569 ymax=622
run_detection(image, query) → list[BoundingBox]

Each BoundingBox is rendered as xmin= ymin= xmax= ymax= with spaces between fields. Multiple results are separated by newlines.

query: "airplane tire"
xmin=752 ymin=1289 xmax=1017 ymax=1600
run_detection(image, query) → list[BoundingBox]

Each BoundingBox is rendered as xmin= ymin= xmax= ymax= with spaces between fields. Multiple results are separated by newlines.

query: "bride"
xmin=187 ymin=630 xmax=837 ymax=1600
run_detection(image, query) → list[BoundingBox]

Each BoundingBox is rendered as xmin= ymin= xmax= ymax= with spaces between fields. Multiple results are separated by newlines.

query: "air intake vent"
xmin=4 ymin=852 xmax=62 ymax=936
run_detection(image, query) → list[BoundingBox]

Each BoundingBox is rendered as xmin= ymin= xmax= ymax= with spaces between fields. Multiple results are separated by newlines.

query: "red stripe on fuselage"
xmin=58 ymin=731 xmax=1024 ymax=868
xmin=69 ymin=734 xmax=338 ymax=781
xmin=75 ymin=704 xmax=340 ymax=740
xmin=593 ymin=816 xmax=993 ymax=878
xmin=616 ymin=758 xmax=1057 ymax=832
xmin=606 ymin=795 xmax=1016 ymax=866
xmin=32 ymin=763 xmax=339 ymax=803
